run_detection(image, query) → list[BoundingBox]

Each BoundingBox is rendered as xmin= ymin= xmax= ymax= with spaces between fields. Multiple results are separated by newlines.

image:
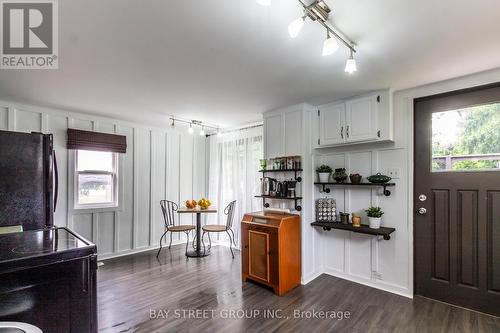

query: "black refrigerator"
xmin=0 ymin=130 xmax=57 ymax=230
xmin=0 ymin=130 xmax=97 ymax=333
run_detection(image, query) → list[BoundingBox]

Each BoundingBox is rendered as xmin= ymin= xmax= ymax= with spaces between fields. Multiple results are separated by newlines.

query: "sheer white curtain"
xmin=207 ymin=126 xmax=263 ymax=248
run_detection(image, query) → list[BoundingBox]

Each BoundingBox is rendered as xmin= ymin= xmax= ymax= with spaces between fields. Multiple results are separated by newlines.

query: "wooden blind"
xmin=67 ymin=128 xmax=127 ymax=153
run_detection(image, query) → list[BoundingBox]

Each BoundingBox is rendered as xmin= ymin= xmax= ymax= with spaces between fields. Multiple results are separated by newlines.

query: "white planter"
xmin=368 ymin=217 xmax=381 ymax=229
xmin=318 ymin=172 xmax=330 ymax=183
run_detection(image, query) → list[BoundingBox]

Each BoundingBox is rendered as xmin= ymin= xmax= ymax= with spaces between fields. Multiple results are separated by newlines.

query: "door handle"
xmin=341 ymin=126 xmax=344 ymax=139
xmin=346 ymin=125 xmax=349 ymax=138
xmin=417 ymin=207 xmax=427 ymax=215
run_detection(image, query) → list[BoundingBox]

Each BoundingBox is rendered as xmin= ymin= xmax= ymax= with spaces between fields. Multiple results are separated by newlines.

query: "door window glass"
xmin=432 ymin=103 xmax=500 ymax=171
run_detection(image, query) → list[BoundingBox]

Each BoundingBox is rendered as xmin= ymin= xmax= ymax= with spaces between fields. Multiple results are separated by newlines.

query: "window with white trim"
xmin=75 ymin=150 xmax=118 ymax=209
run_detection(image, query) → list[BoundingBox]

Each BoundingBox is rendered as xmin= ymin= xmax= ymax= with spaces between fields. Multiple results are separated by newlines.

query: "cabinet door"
xmin=345 ymin=95 xmax=378 ymax=143
xmin=284 ymin=109 xmax=302 ymax=155
xmin=319 ymin=103 xmax=345 ymax=146
xmin=248 ymin=230 xmax=270 ymax=283
xmin=264 ymin=113 xmax=283 ymax=159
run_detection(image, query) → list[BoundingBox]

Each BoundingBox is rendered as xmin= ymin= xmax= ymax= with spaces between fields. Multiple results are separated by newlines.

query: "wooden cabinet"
xmin=241 ymin=211 xmax=301 ymax=296
xmin=316 ymin=89 xmax=393 ymax=147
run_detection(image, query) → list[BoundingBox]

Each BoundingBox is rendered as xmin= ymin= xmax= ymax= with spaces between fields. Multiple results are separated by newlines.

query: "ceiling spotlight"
xmin=199 ymin=127 xmax=205 ymax=136
xmin=288 ymin=15 xmax=306 ymax=38
xmin=256 ymin=0 xmax=271 ymax=6
xmin=322 ymin=32 xmax=339 ymax=56
xmin=345 ymin=50 xmax=357 ymax=74
xmin=188 ymin=123 xmax=194 ymax=134
xmin=217 ymin=129 xmax=223 ymax=137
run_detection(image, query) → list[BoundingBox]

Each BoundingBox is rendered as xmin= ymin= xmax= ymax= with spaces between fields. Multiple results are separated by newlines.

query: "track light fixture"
xmin=288 ymin=15 xmax=306 ymax=38
xmin=257 ymin=0 xmax=357 ymax=73
xmin=322 ymin=31 xmax=339 ymax=56
xmin=169 ymin=117 xmax=222 ymax=136
xmin=345 ymin=50 xmax=357 ymax=74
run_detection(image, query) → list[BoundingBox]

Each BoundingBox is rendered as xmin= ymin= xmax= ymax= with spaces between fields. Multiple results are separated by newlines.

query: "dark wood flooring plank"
xmin=97 ymin=245 xmax=500 ymax=333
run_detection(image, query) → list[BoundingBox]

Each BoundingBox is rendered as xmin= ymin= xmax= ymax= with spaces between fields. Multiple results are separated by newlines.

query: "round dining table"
xmin=177 ymin=207 xmax=217 ymax=257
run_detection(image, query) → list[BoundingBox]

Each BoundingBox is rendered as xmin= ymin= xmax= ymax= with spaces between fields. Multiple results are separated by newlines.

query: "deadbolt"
xmin=419 ymin=194 xmax=427 ymax=202
xmin=417 ymin=207 xmax=427 ymax=215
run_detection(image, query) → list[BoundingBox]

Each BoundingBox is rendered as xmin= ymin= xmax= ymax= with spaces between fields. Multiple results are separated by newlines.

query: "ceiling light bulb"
xmin=256 ymin=0 xmax=271 ymax=6
xmin=322 ymin=34 xmax=339 ymax=56
xmin=345 ymin=52 xmax=357 ymax=74
xmin=171 ymin=119 xmax=175 ymax=127
xmin=288 ymin=16 xmax=305 ymax=38
xmin=217 ymin=130 xmax=223 ymax=137
xmin=188 ymin=124 xmax=194 ymax=134
xmin=199 ymin=127 xmax=205 ymax=136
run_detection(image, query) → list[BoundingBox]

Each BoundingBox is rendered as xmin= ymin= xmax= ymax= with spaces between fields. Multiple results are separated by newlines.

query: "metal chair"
xmin=157 ymin=200 xmax=195 ymax=257
xmin=202 ymin=200 xmax=236 ymax=258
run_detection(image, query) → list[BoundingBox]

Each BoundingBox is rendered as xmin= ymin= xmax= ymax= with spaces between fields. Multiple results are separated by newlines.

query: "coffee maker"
xmin=287 ymin=179 xmax=297 ymax=198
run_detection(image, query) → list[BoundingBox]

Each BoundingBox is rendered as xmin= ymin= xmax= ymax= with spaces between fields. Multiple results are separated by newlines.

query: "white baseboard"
xmin=322 ymin=267 xmax=413 ymax=299
xmin=301 ymin=269 xmax=323 ymax=285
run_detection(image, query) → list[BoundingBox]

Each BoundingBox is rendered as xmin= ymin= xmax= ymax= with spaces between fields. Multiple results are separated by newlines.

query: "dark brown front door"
xmin=414 ymin=83 xmax=500 ymax=316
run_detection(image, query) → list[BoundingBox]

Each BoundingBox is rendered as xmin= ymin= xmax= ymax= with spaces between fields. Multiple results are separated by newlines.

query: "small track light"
xmin=345 ymin=50 xmax=357 ymax=74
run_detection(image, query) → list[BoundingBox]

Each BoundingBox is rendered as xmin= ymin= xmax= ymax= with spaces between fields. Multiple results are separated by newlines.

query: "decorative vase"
xmin=259 ymin=159 xmax=267 ymax=170
xmin=349 ymin=174 xmax=362 ymax=184
xmin=333 ymin=168 xmax=348 ymax=183
xmin=368 ymin=217 xmax=381 ymax=229
xmin=318 ymin=172 xmax=330 ymax=183
xmin=352 ymin=215 xmax=361 ymax=227
xmin=340 ymin=212 xmax=350 ymax=225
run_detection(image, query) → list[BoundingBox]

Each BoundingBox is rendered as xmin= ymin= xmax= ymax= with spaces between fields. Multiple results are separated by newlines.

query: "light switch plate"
xmin=387 ymin=168 xmax=400 ymax=179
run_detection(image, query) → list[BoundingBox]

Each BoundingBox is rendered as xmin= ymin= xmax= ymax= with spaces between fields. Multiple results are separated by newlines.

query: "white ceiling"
xmin=1 ymin=0 xmax=500 ymax=127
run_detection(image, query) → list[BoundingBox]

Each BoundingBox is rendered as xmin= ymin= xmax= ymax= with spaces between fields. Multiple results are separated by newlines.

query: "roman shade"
xmin=67 ymin=128 xmax=127 ymax=153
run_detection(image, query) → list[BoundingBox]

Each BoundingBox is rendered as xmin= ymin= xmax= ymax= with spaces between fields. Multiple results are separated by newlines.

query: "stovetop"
xmin=0 ymin=227 xmax=94 ymax=263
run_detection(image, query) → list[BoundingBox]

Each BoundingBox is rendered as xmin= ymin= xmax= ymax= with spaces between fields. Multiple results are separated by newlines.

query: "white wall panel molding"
xmin=0 ymin=100 xmax=206 ymax=258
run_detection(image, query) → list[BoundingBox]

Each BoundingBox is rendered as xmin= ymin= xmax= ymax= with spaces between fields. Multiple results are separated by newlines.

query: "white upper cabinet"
xmin=345 ymin=95 xmax=378 ymax=143
xmin=283 ymin=108 xmax=303 ymax=156
xmin=264 ymin=113 xmax=283 ymax=159
xmin=263 ymin=104 xmax=310 ymax=158
xmin=315 ymin=89 xmax=393 ymax=148
xmin=318 ymin=102 xmax=345 ymax=146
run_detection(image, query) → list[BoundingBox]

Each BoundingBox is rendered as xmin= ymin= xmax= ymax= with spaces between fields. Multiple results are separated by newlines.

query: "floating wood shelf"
xmin=314 ymin=182 xmax=396 ymax=196
xmin=255 ymin=195 xmax=302 ymax=211
xmin=260 ymin=169 xmax=303 ymax=182
xmin=310 ymin=221 xmax=395 ymax=240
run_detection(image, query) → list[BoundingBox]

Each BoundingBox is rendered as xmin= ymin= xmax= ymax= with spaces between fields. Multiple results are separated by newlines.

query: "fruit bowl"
xmin=198 ymin=198 xmax=211 ymax=210
xmin=185 ymin=199 xmax=197 ymax=209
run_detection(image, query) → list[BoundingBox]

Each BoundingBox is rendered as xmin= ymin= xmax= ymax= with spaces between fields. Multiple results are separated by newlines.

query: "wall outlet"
xmin=386 ymin=168 xmax=400 ymax=179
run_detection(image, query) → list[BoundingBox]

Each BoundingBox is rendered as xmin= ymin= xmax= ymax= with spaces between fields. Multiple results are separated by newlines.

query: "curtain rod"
xmin=206 ymin=123 xmax=263 ymax=137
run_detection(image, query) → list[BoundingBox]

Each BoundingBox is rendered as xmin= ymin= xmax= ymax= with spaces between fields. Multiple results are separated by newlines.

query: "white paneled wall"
xmin=313 ymin=148 xmax=409 ymax=296
xmin=0 ymin=100 xmax=206 ymax=259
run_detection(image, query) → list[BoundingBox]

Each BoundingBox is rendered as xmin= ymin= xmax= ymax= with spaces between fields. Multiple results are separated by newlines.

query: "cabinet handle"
xmin=346 ymin=125 xmax=349 ymax=138
xmin=341 ymin=126 xmax=344 ymax=139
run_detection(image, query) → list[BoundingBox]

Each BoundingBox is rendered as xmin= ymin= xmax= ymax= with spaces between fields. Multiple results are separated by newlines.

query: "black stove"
xmin=0 ymin=228 xmax=97 ymax=333
xmin=0 ymin=228 xmax=94 ymax=273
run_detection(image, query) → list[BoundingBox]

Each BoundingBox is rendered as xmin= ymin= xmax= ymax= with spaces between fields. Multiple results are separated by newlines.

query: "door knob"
xmin=417 ymin=207 xmax=427 ymax=215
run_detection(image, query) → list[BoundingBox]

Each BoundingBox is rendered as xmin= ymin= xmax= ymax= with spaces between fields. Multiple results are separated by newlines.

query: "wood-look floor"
xmin=98 ymin=245 xmax=500 ymax=333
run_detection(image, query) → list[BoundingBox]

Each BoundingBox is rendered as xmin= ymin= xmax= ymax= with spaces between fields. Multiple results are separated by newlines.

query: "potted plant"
xmin=365 ymin=206 xmax=384 ymax=229
xmin=316 ymin=165 xmax=332 ymax=183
